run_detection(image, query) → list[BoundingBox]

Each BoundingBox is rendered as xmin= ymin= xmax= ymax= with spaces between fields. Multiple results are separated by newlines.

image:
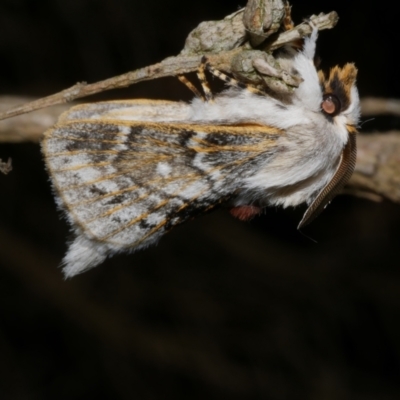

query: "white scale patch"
xmin=156 ymin=162 xmax=172 ymax=177
xmin=179 ymin=180 xmax=208 ymax=199
xmin=192 ymin=153 xmax=207 ymax=171
xmin=118 ymin=125 xmax=132 ymax=135
xmin=145 ymin=212 xmax=165 ymax=226
xmin=109 ymin=224 xmax=147 ymax=247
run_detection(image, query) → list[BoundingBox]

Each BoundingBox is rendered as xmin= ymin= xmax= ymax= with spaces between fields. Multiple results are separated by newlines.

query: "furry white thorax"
xmin=189 ymin=28 xmax=360 ymax=208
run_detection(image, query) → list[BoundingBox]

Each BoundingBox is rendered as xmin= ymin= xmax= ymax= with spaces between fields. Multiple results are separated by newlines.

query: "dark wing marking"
xmin=298 ymin=129 xmax=357 ymax=229
xmin=43 ymin=119 xmax=281 ymax=251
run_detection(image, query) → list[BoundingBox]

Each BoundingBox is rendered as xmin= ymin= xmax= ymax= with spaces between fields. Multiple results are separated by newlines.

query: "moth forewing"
xmin=42 ymin=116 xmax=282 ymax=276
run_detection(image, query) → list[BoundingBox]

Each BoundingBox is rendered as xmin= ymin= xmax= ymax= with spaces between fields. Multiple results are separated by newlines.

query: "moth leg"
xmin=229 ymin=205 xmax=262 ymax=221
xmin=201 ymin=56 xmax=266 ymax=96
xmin=177 ymin=75 xmax=206 ymax=101
xmin=197 ymin=58 xmax=214 ymax=102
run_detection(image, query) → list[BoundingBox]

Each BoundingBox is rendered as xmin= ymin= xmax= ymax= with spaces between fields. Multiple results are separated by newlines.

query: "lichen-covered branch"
xmin=0 ymin=6 xmax=338 ymax=123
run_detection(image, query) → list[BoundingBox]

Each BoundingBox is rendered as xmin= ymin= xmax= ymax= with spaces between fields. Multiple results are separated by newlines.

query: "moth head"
xmin=318 ymin=63 xmax=360 ymax=127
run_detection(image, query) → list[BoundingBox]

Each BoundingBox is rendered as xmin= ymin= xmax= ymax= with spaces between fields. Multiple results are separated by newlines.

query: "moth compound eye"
xmin=322 ymin=94 xmax=341 ymax=116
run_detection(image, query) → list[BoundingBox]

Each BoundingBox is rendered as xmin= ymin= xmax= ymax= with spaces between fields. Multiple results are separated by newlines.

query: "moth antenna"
xmin=177 ymin=75 xmax=205 ymax=101
xmin=298 ymin=229 xmax=318 ymax=244
xmin=359 ymin=118 xmax=375 ymax=128
xmin=197 ymin=57 xmax=214 ymax=102
xmin=202 ymin=56 xmax=266 ymax=96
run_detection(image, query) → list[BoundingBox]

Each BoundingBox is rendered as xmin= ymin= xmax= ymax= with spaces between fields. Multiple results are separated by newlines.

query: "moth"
xmin=42 ymin=27 xmax=360 ymax=277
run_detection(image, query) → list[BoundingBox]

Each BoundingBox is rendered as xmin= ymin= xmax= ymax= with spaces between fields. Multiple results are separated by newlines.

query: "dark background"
xmin=1 ymin=1 xmax=400 ymax=399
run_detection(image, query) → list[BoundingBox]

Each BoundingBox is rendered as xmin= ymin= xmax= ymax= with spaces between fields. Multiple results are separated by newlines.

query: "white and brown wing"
xmin=42 ymin=102 xmax=281 ymax=276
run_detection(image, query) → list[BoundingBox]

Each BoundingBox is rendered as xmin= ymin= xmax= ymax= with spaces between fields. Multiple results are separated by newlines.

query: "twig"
xmin=1 ymin=95 xmax=399 ymax=203
xmin=265 ymin=12 xmax=339 ymax=50
xmin=349 ymin=132 xmax=400 ymax=203
xmin=0 ymin=96 xmax=71 ymax=142
xmin=361 ymin=97 xmax=400 ymax=117
xmin=0 ymin=11 xmax=338 ymax=123
xmin=0 ymin=93 xmax=388 ymax=143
